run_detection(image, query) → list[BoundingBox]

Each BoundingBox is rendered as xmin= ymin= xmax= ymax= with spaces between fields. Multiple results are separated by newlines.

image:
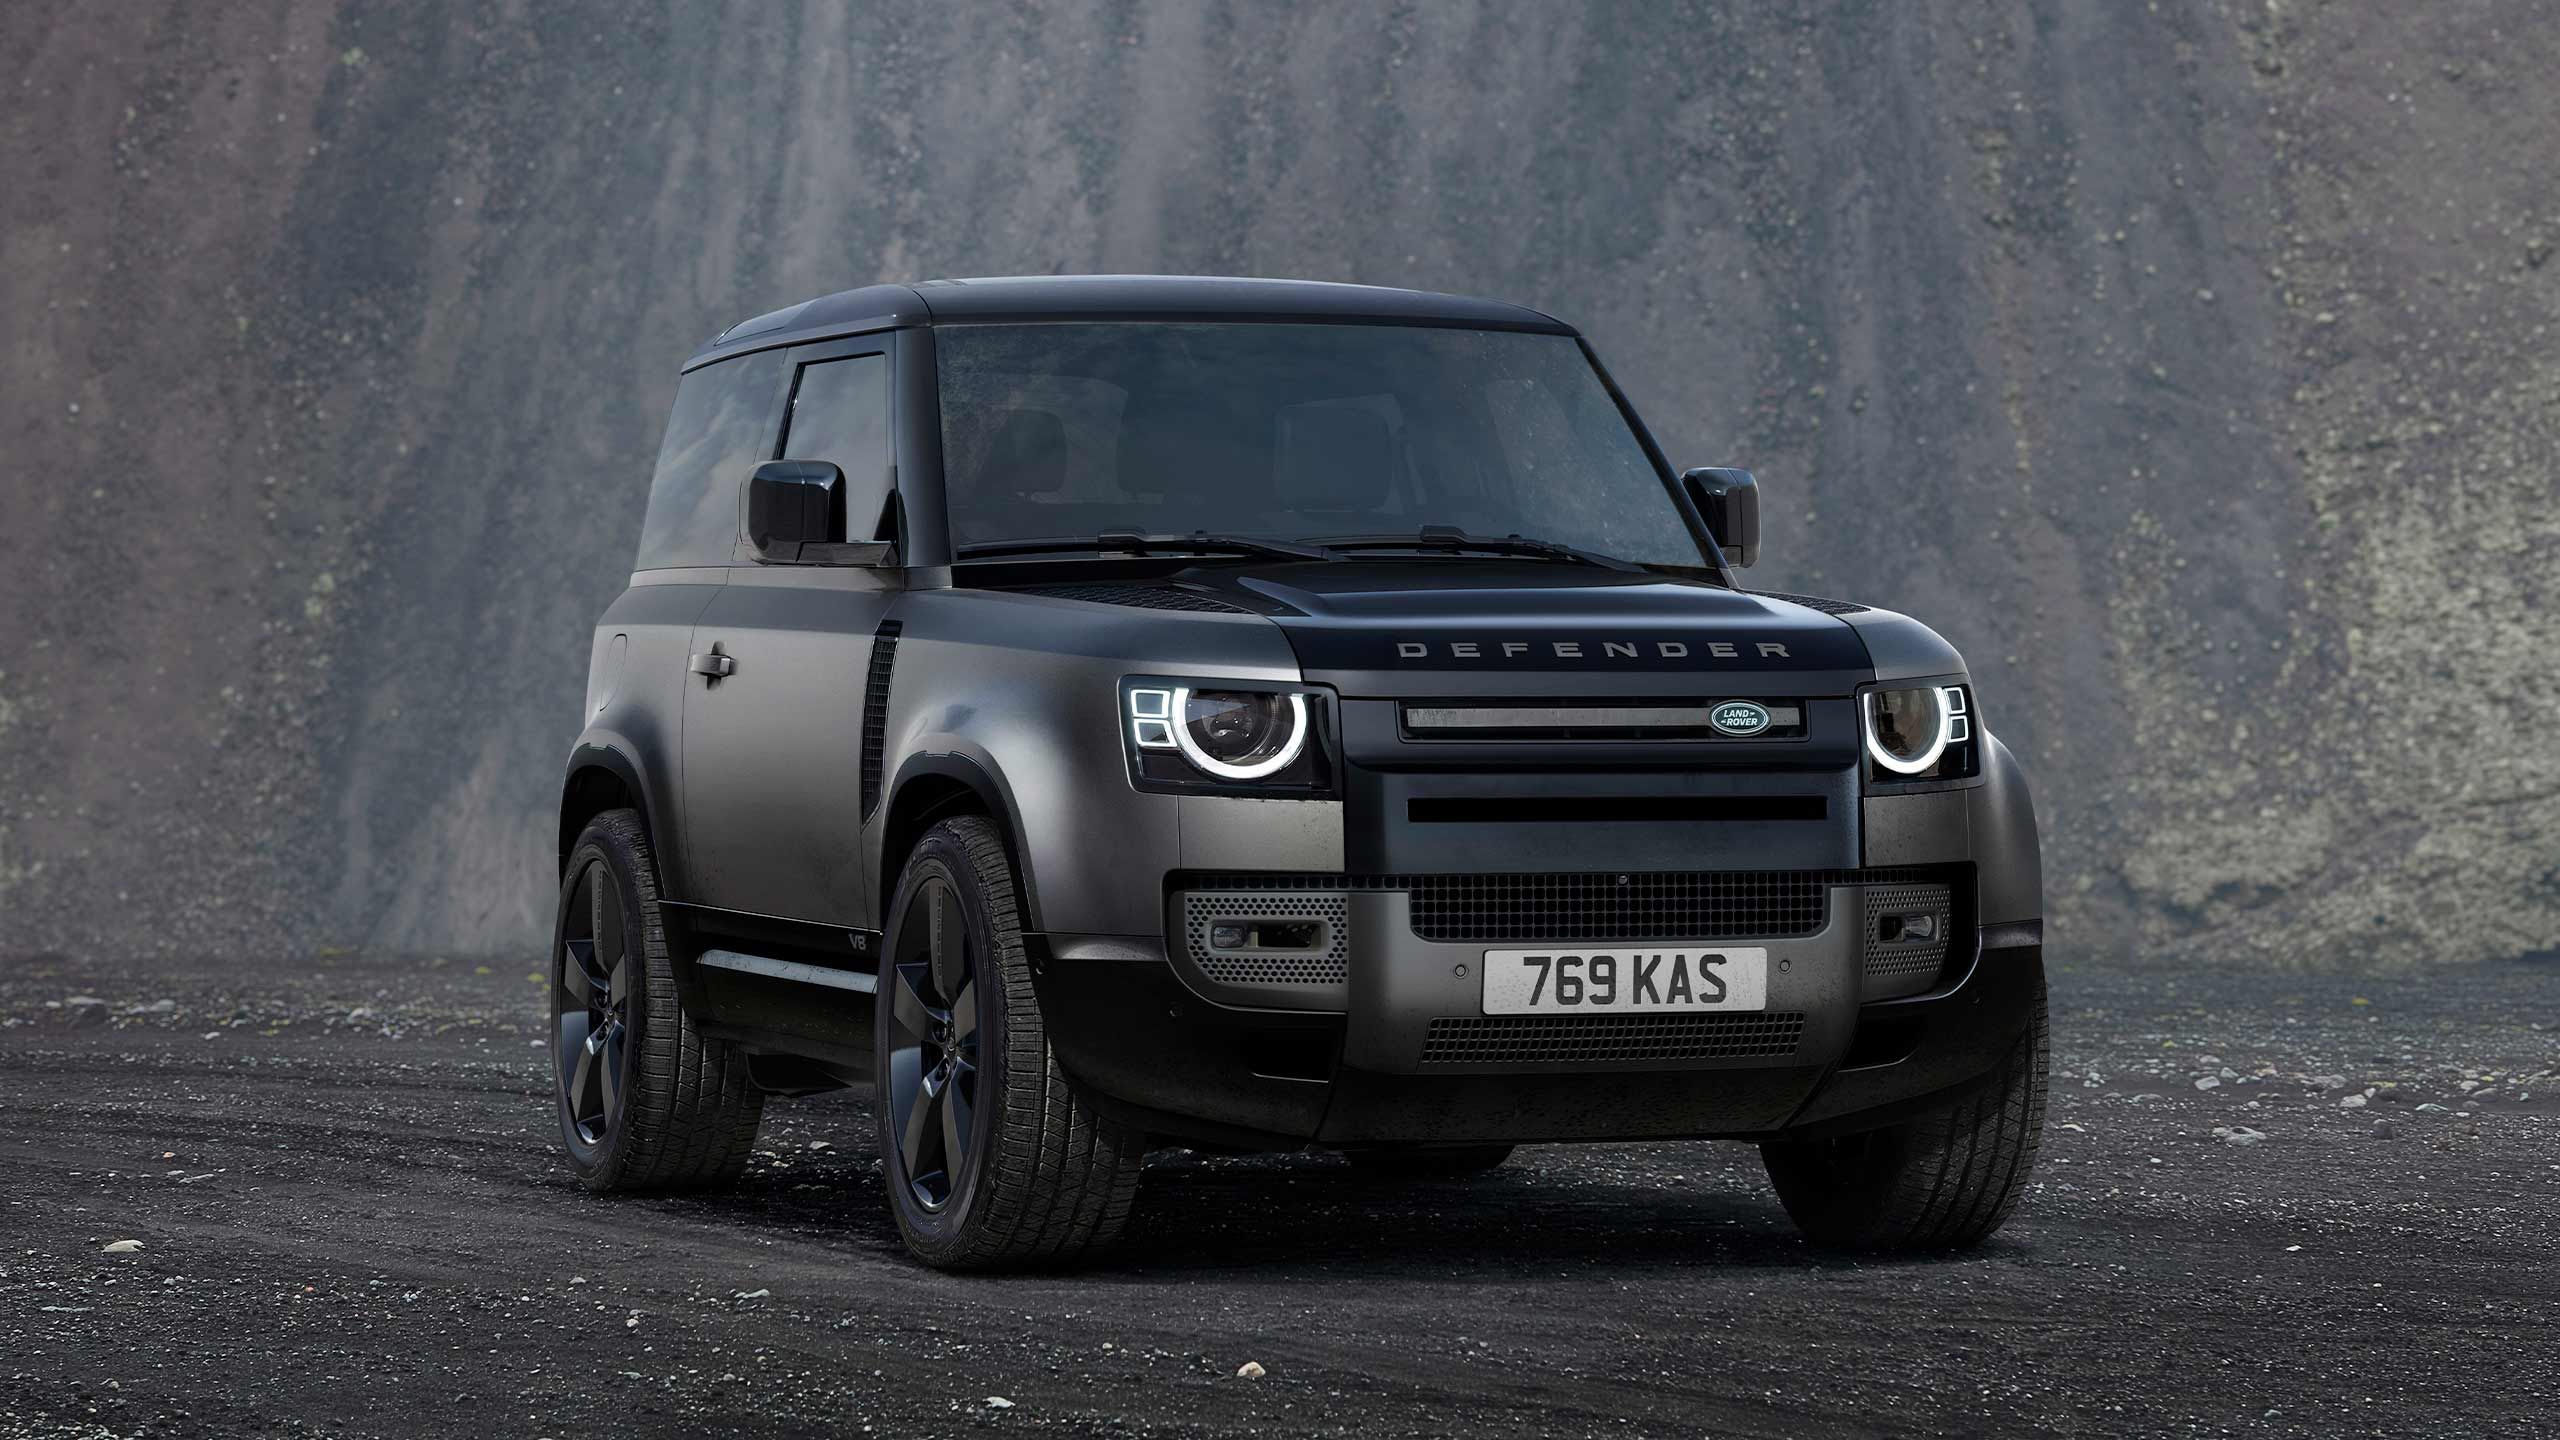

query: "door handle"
xmin=689 ymin=646 xmax=735 ymax=680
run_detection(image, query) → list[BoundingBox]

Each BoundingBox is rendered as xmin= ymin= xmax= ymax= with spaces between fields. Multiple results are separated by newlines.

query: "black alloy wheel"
xmin=884 ymin=873 xmax=982 ymax=1211
xmin=555 ymin=855 xmax=633 ymax=1152
xmin=873 ymin=816 xmax=1144 ymax=1269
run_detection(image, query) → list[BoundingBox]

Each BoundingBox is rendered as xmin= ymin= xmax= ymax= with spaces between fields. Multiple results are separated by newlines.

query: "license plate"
xmin=1480 ymin=947 xmax=1769 ymax=1015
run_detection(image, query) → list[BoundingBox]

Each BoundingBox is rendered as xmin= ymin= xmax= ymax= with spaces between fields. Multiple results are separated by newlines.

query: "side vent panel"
xmin=859 ymin=620 xmax=903 ymax=817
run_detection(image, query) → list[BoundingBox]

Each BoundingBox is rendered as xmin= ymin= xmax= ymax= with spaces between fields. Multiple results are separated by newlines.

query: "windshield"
xmin=934 ymin=322 xmax=1706 ymax=566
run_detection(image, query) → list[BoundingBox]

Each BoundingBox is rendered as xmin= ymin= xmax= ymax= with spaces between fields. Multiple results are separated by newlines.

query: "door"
xmin=680 ymin=345 xmax=898 ymax=926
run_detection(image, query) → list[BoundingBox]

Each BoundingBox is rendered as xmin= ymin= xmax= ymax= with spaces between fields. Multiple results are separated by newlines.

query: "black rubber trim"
xmin=1979 ymin=919 xmax=2042 ymax=951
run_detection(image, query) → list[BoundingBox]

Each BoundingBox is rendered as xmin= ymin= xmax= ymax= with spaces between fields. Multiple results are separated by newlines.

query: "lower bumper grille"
xmin=1406 ymin=871 xmax=1825 ymax=942
xmin=1180 ymin=867 xmax=1957 ymax=945
xmin=1419 ymin=1012 xmax=1807 ymax=1067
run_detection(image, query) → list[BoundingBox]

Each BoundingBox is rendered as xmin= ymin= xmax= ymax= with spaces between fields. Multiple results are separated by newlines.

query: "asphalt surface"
xmin=2 ymin=951 xmax=2554 ymax=1439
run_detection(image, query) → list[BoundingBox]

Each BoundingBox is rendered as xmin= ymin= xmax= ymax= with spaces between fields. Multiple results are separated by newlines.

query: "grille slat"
xmin=1421 ymin=1012 xmax=1806 ymax=1066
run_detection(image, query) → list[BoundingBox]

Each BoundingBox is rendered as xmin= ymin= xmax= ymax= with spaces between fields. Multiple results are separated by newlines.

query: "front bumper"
xmin=1030 ymin=874 xmax=2043 ymax=1148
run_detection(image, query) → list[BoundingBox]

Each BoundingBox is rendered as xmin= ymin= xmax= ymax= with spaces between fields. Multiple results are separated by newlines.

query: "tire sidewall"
xmin=876 ymin=823 xmax=1015 ymax=1261
xmin=553 ymin=819 xmax=657 ymax=1189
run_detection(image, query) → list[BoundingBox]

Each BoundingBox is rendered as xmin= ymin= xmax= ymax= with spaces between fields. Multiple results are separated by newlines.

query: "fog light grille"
xmin=1180 ymin=892 xmax=1349 ymax=988
xmin=1862 ymin=882 xmax=1953 ymax=999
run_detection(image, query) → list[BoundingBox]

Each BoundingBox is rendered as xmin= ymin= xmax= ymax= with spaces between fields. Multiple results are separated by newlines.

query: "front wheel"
xmin=1759 ymin=979 xmax=2048 ymax=1250
xmin=875 ymin=816 xmax=1144 ymax=1270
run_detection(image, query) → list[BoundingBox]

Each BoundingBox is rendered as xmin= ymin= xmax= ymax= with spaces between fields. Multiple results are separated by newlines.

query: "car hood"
xmin=1174 ymin=560 xmax=1889 ymax=699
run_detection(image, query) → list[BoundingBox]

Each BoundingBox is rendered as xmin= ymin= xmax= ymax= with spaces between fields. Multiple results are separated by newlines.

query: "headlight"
xmin=1172 ymin=688 xmax=1307 ymax=779
xmin=1125 ymin=681 xmax=1329 ymax=792
xmin=1863 ymin=685 xmax=1973 ymax=777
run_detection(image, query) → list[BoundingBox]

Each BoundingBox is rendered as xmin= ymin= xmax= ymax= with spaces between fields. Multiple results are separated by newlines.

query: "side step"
xmin=696 ymin=948 xmax=877 ymax=994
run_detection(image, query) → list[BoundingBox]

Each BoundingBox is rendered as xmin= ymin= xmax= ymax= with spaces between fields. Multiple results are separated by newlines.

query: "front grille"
xmin=1407 ymin=872 xmax=1826 ymax=942
xmin=1179 ymin=892 xmax=1349 ymax=989
xmin=1017 ymin=582 xmax=1247 ymax=613
xmin=1420 ymin=1012 xmax=1806 ymax=1067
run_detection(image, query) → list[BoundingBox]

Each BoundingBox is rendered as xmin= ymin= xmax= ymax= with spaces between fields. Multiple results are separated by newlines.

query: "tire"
xmin=1345 ymin=1145 xmax=1516 ymax=1178
xmin=551 ymin=809 xmax=764 ymax=1191
xmin=1759 ymin=980 xmax=2048 ymax=1251
xmin=875 ymin=816 xmax=1144 ymax=1270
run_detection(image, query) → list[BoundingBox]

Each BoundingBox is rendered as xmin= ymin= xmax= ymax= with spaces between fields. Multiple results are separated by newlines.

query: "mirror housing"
xmin=743 ymin=460 xmax=895 ymax=565
xmin=1680 ymin=466 xmax=1760 ymax=569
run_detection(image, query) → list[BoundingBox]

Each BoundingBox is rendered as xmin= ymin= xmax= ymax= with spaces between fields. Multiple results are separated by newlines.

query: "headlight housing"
xmin=1862 ymin=684 xmax=1977 ymax=782
xmin=1124 ymin=679 xmax=1334 ymax=795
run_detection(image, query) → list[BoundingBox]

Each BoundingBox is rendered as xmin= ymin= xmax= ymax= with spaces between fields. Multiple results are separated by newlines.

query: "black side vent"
xmin=1017 ymin=583 xmax=1248 ymax=614
xmin=859 ymin=620 xmax=903 ymax=817
xmin=1751 ymin=590 xmax=1871 ymax=616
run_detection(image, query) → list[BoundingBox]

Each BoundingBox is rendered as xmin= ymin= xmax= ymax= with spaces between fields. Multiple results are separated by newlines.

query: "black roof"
xmin=681 ymin=275 xmax=1573 ymax=372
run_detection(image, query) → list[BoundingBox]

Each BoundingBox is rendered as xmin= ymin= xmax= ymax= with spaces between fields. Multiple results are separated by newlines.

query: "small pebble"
xmin=1236 ymin=1361 xmax=1266 ymax=1380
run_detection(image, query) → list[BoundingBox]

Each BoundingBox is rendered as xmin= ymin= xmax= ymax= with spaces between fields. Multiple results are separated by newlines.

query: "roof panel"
xmin=682 ymin=274 xmax=1573 ymax=371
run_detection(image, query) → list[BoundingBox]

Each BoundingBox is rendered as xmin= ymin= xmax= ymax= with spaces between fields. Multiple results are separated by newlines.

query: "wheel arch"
xmin=877 ymin=753 xmax=1042 ymax=929
xmin=560 ymin=740 xmax=673 ymax=886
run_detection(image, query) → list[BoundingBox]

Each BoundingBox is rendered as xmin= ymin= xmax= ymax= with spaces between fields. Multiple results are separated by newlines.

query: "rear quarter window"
xmin=635 ymin=351 xmax=786 ymax=570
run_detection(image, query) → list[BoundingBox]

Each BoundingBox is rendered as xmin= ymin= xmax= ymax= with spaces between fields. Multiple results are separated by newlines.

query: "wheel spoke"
xmin=563 ymin=937 xmax=609 ymax=1003
xmin=949 ymin=979 xmax=977 ymax=1044
xmin=567 ymin=1033 xmax=601 ymax=1125
xmin=890 ymin=964 xmax=939 ymax=1045
xmin=607 ymin=954 xmax=630 ymax=1011
xmin=597 ymin=1021 xmax=624 ymax=1123
xmin=942 ymin=1062 xmax=972 ymax=1177
xmin=557 ymin=1008 xmax=593 ymax=1080
xmin=902 ymin=1066 xmax=942 ymax=1180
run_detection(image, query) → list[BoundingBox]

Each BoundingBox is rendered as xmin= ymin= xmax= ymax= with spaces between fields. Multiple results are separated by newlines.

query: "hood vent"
xmin=1017 ymin=582 xmax=1247 ymax=613
xmin=1749 ymin=590 xmax=1870 ymax=616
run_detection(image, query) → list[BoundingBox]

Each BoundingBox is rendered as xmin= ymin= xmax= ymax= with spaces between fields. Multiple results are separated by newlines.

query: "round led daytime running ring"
xmin=1863 ymin=687 xmax=1953 ymax=776
xmin=1170 ymin=687 xmax=1309 ymax=781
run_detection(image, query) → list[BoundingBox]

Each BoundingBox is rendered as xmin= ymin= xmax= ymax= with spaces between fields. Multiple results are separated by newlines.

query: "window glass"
xmin=935 ymin=323 xmax=1697 ymax=565
xmin=778 ymin=353 xmax=895 ymax=542
xmin=634 ymin=351 xmax=785 ymax=570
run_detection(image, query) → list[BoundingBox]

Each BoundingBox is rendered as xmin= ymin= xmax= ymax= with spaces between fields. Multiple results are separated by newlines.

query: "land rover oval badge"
xmin=1710 ymin=700 xmax=1773 ymax=737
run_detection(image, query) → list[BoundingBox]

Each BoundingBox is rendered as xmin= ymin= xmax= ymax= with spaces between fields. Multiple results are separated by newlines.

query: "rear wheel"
xmin=552 ymin=809 xmax=764 ymax=1190
xmin=1759 ymin=980 xmax=2048 ymax=1250
xmin=1345 ymin=1145 xmax=1516 ymax=1179
xmin=876 ymin=816 xmax=1144 ymax=1270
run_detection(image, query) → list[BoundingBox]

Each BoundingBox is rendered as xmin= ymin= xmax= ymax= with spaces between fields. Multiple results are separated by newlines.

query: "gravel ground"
xmin=2 ymin=951 xmax=2553 ymax=1438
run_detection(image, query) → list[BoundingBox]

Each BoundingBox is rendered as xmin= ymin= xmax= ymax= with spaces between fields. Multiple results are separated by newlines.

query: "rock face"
xmin=0 ymin=4 xmax=2551 ymax=966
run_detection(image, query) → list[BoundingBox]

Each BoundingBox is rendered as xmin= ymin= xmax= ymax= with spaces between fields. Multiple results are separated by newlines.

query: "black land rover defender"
xmin=552 ymin=275 xmax=2046 ymax=1269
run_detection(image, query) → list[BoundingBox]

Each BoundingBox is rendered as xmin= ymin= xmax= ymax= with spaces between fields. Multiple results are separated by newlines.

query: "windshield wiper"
xmin=956 ymin=530 xmax=1337 ymax=563
xmin=1313 ymin=526 xmax=1643 ymax=572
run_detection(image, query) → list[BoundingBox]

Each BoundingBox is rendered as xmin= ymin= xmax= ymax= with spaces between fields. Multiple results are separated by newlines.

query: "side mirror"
xmin=1680 ymin=466 xmax=1759 ymax=569
xmin=743 ymin=460 xmax=895 ymax=565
